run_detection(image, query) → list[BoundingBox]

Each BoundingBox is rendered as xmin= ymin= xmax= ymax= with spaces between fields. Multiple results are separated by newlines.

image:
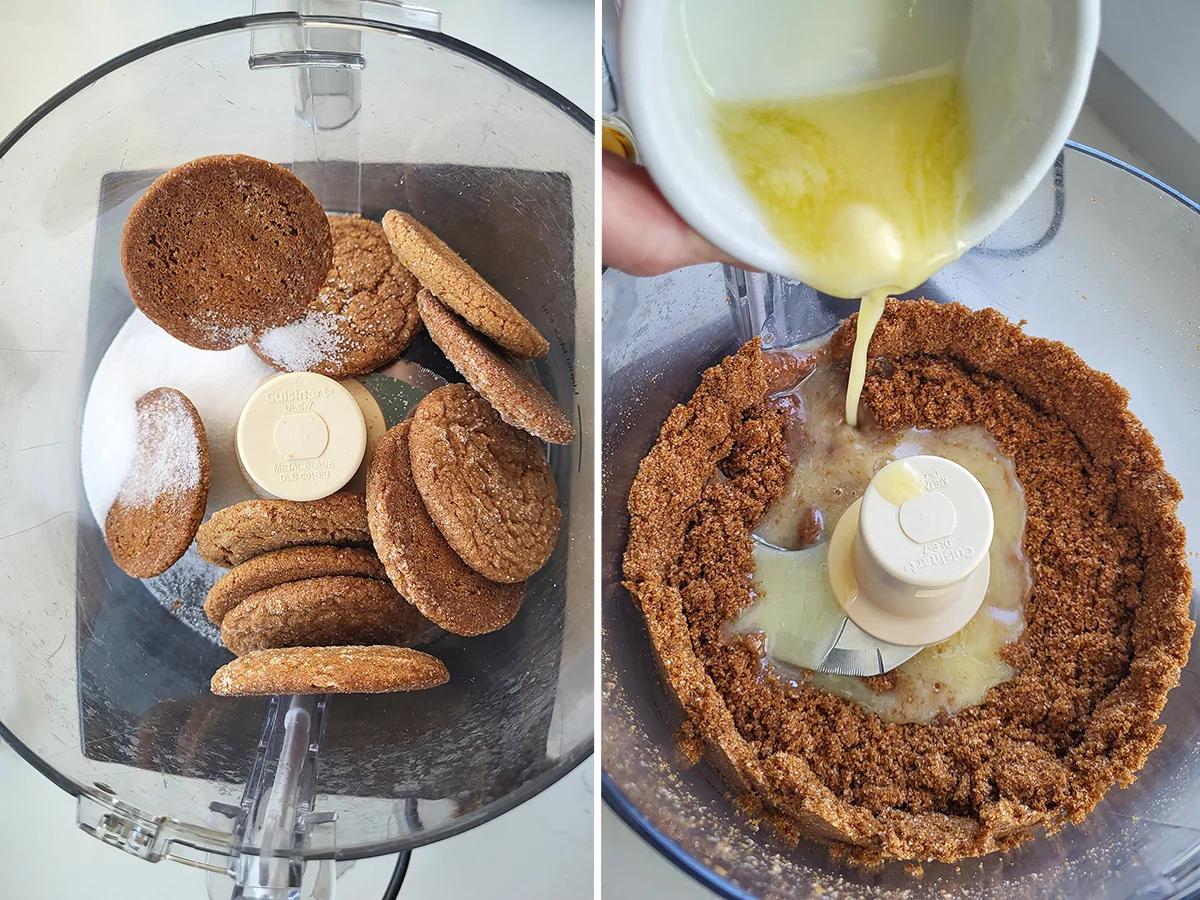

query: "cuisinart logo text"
xmin=265 ymin=386 xmax=337 ymax=413
xmin=904 ymin=540 xmax=976 ymax=574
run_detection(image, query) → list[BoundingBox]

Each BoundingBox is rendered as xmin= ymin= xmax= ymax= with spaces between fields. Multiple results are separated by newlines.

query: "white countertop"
xmin=0 ymin=2 xmax=594 ymax=898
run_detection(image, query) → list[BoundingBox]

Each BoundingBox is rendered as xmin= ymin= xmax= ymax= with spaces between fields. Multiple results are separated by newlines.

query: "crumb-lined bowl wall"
xmin=0 ymin=12 xmax=592 ymax=861
xmin=602 ymin=144 xmax=1200 ymax=898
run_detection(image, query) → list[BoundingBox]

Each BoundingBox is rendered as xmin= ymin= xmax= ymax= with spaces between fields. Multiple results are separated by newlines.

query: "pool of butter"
xmin=734 ymin=346 xmax=1031 ymax=724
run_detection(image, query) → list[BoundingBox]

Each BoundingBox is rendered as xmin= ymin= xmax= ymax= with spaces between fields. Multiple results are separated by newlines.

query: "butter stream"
xmin=846 ymin=290 xmax=888 ymax=427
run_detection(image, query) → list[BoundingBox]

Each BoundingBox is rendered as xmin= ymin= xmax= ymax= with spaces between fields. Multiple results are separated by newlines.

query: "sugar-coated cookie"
xmin=382 ymin=210 xmax=549 ymax=358
xmin=252 ymin=214 xmax=421 ymax=376
xmin=105 ymin=387 xmax=211 ymax=578
xmin=409 ymin=384 xmax=560 ymax=583
xmin=204 ymin=545 xmax=388 ymax=624
xmin=211 ymin=645 xmax=449 ymax=695
xmin=197 ymin=493 xmax=371 ymax=568
xmin=416 ymin=290 xmax=574 ymax=444
xmin=367 ymin=420 xmax=524 ymax=636
xmin=219 ymin=574 xmax=428 ymax=656
xmin=121 ymin=154 xmax=332 ymax=350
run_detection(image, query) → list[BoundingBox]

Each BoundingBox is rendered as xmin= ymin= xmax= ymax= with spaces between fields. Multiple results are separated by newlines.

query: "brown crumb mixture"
xmin=624 ymin=300 xmax=1193 ymax=864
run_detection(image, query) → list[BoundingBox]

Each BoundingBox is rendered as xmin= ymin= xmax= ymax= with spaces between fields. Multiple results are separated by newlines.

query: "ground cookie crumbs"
xmin=624 ymin=300 xmax=1193 ymax=864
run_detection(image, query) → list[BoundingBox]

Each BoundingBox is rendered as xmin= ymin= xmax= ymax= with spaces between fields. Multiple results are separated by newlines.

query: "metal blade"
xmin=816 ymin=617 xmax=924 ymax=677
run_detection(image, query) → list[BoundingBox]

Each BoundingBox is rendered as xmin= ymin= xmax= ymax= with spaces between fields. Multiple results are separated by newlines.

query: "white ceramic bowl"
xmin=619 ymin=0 xmax=1101 ymax=286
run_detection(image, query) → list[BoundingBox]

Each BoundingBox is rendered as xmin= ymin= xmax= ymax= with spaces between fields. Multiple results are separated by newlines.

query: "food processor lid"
xmin=0 ymin=2 xmax=593 ymax=888
xmin=602 ymin=142 xmax=1200 ymax=899
xmin=844 ymin=455 xmax=994 ymax=648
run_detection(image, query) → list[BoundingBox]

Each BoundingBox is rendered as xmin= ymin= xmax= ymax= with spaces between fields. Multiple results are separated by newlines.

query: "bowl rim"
xmin=600 ymin=139 xmax=1200 ymax=900
xmin=0 ymin=10 xmax=592 ymax=156
xmin=0 ymin=9 xmax=594 ymax=862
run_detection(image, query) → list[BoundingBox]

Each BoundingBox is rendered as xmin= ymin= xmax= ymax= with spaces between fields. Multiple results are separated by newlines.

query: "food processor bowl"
xmin=0 ymin=1 xmax=593 ymax=883
xmin=602 ymin=143 xmax=1200 ymax=898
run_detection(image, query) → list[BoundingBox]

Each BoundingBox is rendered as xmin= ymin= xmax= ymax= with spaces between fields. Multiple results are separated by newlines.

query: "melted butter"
xmin=710 ymin=67 xmax=973 ymax=424
xmin=711 ymin=69 xmax=971 ymax=299
xmin=872 ymin=458 xmax=926 ymax=505
xmin=738 ymin=543 xmax=847 ymax=672
xmin=698 ymin=12 xmax=1010 ymax=720
xmin=845 ymin=290 xmax=888 ymax=427
xmin=736 ymin=347 xmax=1031 ymax=724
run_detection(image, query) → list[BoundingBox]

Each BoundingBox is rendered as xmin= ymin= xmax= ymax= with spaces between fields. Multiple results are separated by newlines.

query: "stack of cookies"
xmin=366 ymin=383 xmax=562 ymax=638
xmin=197 ymin=494 xmax=447 ymax=695
xmin=104 ymin=153 xmax=574 ymax=698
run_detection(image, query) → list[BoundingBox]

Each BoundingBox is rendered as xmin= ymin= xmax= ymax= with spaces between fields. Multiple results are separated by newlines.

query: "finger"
xmin=602 ymin=151 xmax=737 ymax=277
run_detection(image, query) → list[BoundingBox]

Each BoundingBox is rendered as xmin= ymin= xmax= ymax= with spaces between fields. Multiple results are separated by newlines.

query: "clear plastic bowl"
xmin=601 ymin=143 xmax=1200 ymax=899
xmin=0 ymin=4 xmax=593 ymax=872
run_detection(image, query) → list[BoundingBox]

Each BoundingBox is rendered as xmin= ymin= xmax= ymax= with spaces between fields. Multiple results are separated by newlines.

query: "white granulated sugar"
xmin=256 ymin=310 xmax=346 ymax=372
xmin=195 ymin=309 xmax=255 ymax=348
xmin=116 ymin=389 xmax=202 ymax=508
xmin=81 ymin=310 xmax=275 ymax=527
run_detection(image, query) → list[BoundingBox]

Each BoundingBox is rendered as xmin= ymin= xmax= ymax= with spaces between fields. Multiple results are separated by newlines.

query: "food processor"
xmin=602 ymin=144 xmax=1200 ymax=898
xmin=0 ymin=2 xmax=593 ymax=895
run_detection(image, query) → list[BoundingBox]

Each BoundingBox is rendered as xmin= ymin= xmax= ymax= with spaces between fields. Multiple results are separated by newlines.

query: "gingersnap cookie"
xmin=416 ymin=290 xmax=575 ymax=444
xmin=211 ymin=645 xmax=449 ymax=696
xmin=121 ymin=154 xmax=332 ymax=350
xmin=197 ymin=493 xmax=371 ymax=568
xmin=381 ymin=210 xmax=549 ymax=358
xmin=367 ymin=420 xmax=524 ymax=636
xmin=409 ymin=384 xmax=560 ymax=583
xmin=220 ymin=575 xmax=428 ymax=656
xmin=204 ymin=545 xmax=387 ymax=625
xmin=105 ymin=387 xmax=211 ymax=578
xmin=251 ymin=214 xmax=422 ymax=377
